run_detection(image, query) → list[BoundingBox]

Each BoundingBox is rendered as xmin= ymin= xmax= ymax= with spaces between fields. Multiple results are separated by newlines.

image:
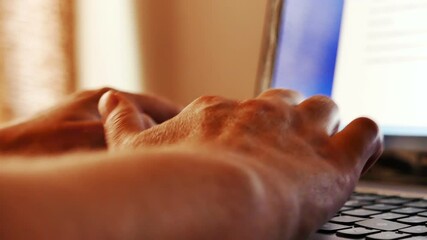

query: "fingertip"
xmin=353 ymin=117 xmax=381 ymax=137
xmin=332 ymin=117 xmax=383 ymax=174
xmin=355 ymin=117 xmax=383 ymax=173
xmin=98 ymin=90 xmax=119 ymax=122
xmin=100 ymin=91 xmax=151 ymax=149
xmin=345 ymin=117 xmax=381 ymax=148
xmin=361 ymin=133 xmax=384 ymax=175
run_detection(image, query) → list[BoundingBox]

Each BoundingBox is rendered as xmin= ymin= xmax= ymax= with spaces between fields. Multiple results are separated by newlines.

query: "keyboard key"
xmin=337 ymin=227 xmax=380 ymax=238
xmin=317 ymin=222 xmax=351 ymax=233
xmin=401 ymin=237 xmax=427 ymax=240
xmin=417 ymin=211 xmax=427 ymax=217
xmin=356 ymin=218 xmax=409 ymax=231
xmin=345 ymin=200 xmax=372 ymax=207
xmin=405 ymin=200 xmax=427 ymax=209
xmin=400 ymin=225 xmax=427 ymax=234
xmin=392 ymin=207 xmax=425 ymax=215
xmin=371 ymin=212 xmax=407 ymax=220
xmin=339 ymin=206 xmax=353 ymax=212
xmin=397 ymin=216 xmax=427 ymax=225
xmin=364 ymin=204 xmax=400 ymax=211
xmin=342 ymin=209 xmax=381 ymax=217
xmin=366 ymin=232 xmax=410 ymax=240
xmin=378 ymin=198 xmax=413 ymax=205
xmin=330 ymin=215 xmax=366 ymax=225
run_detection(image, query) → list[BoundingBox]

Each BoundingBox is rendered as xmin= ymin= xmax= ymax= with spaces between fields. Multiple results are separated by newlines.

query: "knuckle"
xmin=263 ymin=88 xmax=291 ymax=95
xmin=193 ymin=95 xmax=228 ymax=105
xmin=191 ymin=96 xmax=237 ymax=112
xmin=260 ymin=88 xmax=301 ymax=98
xmin=239 ymin=99 xmax=279 ymax=113
xmin=301 ymin=95 xmax=338 ymax=112
xmin=105 ymin=113 xmax=136 ymax=146
xmin=238 ymin=99 xmax=297 ymax=128
xmin=186 ymin=96 xmax=237 ymax=134
xmin=305 ymin=95 xmax=336 ymax=107
xmin=106 ymin=108 xmax=135 ymax=131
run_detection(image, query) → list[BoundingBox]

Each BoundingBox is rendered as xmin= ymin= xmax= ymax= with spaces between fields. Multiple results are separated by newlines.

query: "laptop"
xmin=257 ymin=0 xmax=427 ymax=238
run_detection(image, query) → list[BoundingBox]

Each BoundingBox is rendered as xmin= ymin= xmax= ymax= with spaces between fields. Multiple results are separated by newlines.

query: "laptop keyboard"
xmin=317 ymin=192 xmax=427 ymax=239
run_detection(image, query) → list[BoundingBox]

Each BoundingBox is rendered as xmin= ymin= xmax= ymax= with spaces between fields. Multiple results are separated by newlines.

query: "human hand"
xmin=99 ymin=89 xmax=383 ymax=237
xmin=0 ymin=88 xmax=181 ymax=155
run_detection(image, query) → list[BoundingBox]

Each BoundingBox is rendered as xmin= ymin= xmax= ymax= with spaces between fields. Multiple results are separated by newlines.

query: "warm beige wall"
xmin=76 ymin=0 xmax=142 ymax=92
xmin=137 ymin=0 xmax=268 ymax=104
xmin=0 ymin=0 xmax=75 ymax=121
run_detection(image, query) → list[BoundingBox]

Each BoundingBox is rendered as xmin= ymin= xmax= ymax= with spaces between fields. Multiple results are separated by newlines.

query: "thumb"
xmin=98 ymin=91 xmax=154 ymax=148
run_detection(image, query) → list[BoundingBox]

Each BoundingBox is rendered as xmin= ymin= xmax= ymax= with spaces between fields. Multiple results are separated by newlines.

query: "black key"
xmin=342 ymin=209 xmax=381 ymax=217
xmin=317 ymin=222 xmax=351 ymax=233
xmin=366 ymin=232 xmax=410 ymax=240
xmin=330 ymin=215 xmax=366 ymax=225
xmin=351 ymin=192 xmax=363 ymax=197
xmin=417 ymin=211 xmax=427 ymax=217
xmin=364 ymin=204 xmax=400 ymax=211
xmin=404 ymin=200 xmax=427 ymax=209
xmin=356 ymin=218 xmax=409 ymax=231
xmin=337 ymin=227 xmax=380 ymax=238
xmin=339 ymin=206 xmax=353 ymax=212
xmin=378 ymin=198 xmax=413 ymax=205
xmin=400 ymin=225 xmax=427 ymax=234
xmin=392 ymin=207 xmax=425 ymax=215
xmin=397 ymin=216 xmax=427 ymax=225
xmin=372 ymin=212 xmax=408 ymax=220
xmin=345 ymin=200 xmax=372 ymax=208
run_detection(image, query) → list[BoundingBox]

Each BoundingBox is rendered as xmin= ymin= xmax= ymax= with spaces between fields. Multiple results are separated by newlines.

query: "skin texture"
xmin=0 ymin=88 xmax=181 ymax=155
xmin=0 ymin=88 xmax=383 ymax=239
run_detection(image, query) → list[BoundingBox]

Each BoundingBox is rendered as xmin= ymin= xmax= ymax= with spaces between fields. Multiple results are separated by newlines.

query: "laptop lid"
xmin=258 ymin=0 xmax=427 ymax=185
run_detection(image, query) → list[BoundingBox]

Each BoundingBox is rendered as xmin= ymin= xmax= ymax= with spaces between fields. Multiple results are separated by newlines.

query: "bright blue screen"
xmin=272 ymin=0 xmax=344 ymax=97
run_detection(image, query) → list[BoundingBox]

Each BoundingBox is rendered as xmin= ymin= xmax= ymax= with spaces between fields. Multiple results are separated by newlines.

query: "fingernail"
xmin=99 ymin=90 xmax=119 ymax=117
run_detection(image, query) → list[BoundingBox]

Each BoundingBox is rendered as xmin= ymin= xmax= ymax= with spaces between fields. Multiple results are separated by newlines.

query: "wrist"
xmin=199 ymin=144 xmax=320 ymax=238
xmin=0 ymin=119 xmax=39 ymax=153
xmin=181 ymin=143 xmax=303 ymax=239
xmin=0 ymin=162 xmax=52 ymax=239
xmin=0 ymin=158 xmax=99 ymax=239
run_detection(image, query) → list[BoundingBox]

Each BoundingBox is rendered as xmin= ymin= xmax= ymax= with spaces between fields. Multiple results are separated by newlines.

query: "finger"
xmin=119 ymin=92 xmax=182 ymax=123
xmin=140 ymin=112 xmax=157 ymax=129
xmin=331 ymin=117 xmax=383 ymax=175
xmin=70 ymin=87 xmax=181 ymax=123
xmin=63 ymin=87 xmax=116 ymax=121
xmin=98 ymin=91 xmax=149 ymax=146
xmin=257 ymin=88 xmax=304 ymax=105
xmin=297 ymin=95 xmax=340 ymax=135
xmin=57 ymin=121 xmax=107 ymax=151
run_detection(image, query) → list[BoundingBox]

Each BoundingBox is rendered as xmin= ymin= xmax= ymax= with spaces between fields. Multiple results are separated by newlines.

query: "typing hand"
xmin=0 ymin=88 xmax=180 ymax=155
xmin=99 ymin=89 xmax=383 ymax=238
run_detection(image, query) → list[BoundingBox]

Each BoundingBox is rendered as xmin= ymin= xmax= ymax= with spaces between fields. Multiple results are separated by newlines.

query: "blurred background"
xmin=0 ymin=0 xmax=268 ymax=122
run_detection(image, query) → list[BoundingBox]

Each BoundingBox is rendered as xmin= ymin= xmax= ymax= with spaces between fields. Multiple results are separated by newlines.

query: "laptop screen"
xmin=272 ymin=0 xmax=427 ymax=142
